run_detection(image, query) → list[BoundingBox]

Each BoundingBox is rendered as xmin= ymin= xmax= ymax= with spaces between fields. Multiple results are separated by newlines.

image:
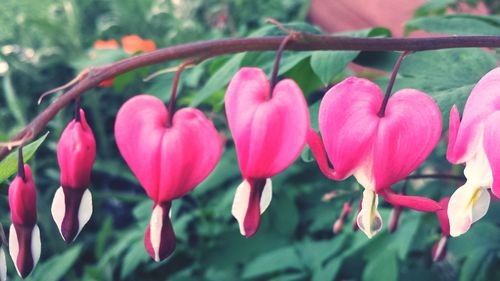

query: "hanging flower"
xmin=9 ymin=164 xmax=41 ymax=278
xmin=447 ymin=67 xmax=500 ymax=236
xmin=308 ymin=77 xmax=442 ymax=238
xmin=51 ymin=108 xmax=96 ymax=243
xmin=225 ymin=67 xmax=309 ymax=237
xmin=115 ymin=95 xmax=222 ymax=261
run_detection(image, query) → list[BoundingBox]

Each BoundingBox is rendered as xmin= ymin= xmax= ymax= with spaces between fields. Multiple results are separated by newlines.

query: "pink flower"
xmin=8 ymin=164 xmax=41 ymax=278
xmin=308 ymin=77 xmax=442 ymax=238
xmin=115 ymin=95 xmax=222 ymax=261
xmin=447 ymin=67 xmax=500 ymax=236
xmin=225 ymin=68 xmax=309 ymax=237
xmin=52 ymin=108 xmax=96 ymax=243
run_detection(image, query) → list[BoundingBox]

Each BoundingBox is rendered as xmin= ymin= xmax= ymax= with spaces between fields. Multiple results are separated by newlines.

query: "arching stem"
xmin=166 ymin=59 xmax=199 ymax=128
xmin=270 ymin=32 xmax=300 ymax=97
xmin=74 ymin=97 xmax=81 ymax=122
xmin=377 ymin=51 xmax=410 ymax=117
xmin=18 ymin=145 xmax=26 ymax=181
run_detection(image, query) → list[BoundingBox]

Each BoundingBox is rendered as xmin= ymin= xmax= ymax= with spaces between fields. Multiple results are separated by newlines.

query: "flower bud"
xmin=9 ymin=164 xmax=41 ymax=278
xmin=52 ymin=108 xmax=95 ymax=243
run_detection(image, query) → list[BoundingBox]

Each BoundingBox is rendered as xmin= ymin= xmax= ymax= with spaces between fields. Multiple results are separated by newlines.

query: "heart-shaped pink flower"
xmin=225 ymin=67 xmax=309 ymax=237
xmin=115 ymin=94 xmax=222 ymax=261
xmin=308 ymin=77 xmax=442 ymax=238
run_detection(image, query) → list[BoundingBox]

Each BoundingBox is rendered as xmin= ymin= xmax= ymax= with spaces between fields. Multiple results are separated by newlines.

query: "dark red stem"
xmin=377 ymin=51 xmax=409 ymax=117
xmin=270 ymin=33 xmax=299 ymax=96
xmin=166 ymin=60 xmax=196 ymax=128
xmin=17 ymin=145 xmax=25 ymax=181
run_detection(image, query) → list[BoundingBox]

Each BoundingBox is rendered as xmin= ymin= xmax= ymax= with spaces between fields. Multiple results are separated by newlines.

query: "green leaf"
xmin=459 ymin=248 xmax=494 ymax=281
xmin=407 ymin=15 xmax=500 ymax=36
xmin=362 ymin=249 xmax=398 ymax=281
xmin=25 ymin=245 xmax=82 ymax=281
xmin=309 ymin=28 xmax=390 ymax=85
xmin=190 ymin=53 xmax=245 ymax=106
xmin=242 ymin=246 xmax=302 ymax=279
xmin=120 ymin=239 xmax=150 ymax=279
xmin=310 ymin=50 xmax=359 ymax=85
xmin=0 ymin=131 xmax=49 ymax=183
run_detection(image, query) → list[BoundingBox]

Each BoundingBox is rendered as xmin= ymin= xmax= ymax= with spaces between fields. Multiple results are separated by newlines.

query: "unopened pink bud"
xmin=8 ymin=164 xmax=41 ymax=278
xmin=52 ymin=108 xmax=96 ymax=243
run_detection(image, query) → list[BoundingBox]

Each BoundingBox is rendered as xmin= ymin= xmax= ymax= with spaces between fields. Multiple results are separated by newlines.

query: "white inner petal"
xmin=354 ymin=148 xmax=375 ymax=191
xmin=231 ymin=180 xmax=250 ymax=236
xmin=9 ymin=224 xmax=20 ymax=277
xmin=31 ymin=225 xmax=41 ymax=268
xmin=0 ymin=247 xmax=6 ymax=281
xmin=356 ymin=189 xmax=382 ymax=239
xmin=259 ymin=179 xmax=273 ymax=214
xmin=448 ymin=183 xmax=490 ymax=237
xmin=77 ymin=189 xmax=93 ymax=238
xmin=150 ymin=205 xmax=163 ymax=262
xmin=51 ymin=186 xmax=65 ymax=239
xmin=464 ymin=143 xmax=493 ymax=188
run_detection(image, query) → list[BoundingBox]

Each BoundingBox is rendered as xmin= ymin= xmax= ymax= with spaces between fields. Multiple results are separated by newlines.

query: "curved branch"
xmin=3 ymin=34 xmax=500 ymax=161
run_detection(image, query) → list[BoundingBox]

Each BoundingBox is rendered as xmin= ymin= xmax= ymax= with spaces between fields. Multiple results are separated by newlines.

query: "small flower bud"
xmin=52 ymin=108 xmax=95 ymax=243
xmin=8 ymin=164 xmax=41 ymax=278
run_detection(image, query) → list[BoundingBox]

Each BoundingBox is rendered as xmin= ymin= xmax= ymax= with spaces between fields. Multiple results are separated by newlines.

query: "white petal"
xmin=232 ymin=180 xmax=251 ymax=236
xmin=51 ymin=186 xmax=65 ymax=239
xmin=77 ymin=189 xmax=93 ymax=237
xmin=231 ymin=179 xmax=273 ymax=236
xmin=0 ymin=247 xmax=6 ymax=281
xmin=356 ymin=189 xmax=382 ymax=239
xmin=259 ymin=179 xmax=273 ymax=214
xmin=149 ymin=205 xmax=163 ymax=262
xmin=9 ymin=224 xmax=20 ymax=277
xmin=464 ymin=144 xmax=493 ymax=187
xmin=31 ymin=225 xmax=41 ymax=268
xmin=448 ymin=183 xmax=490 ymax=237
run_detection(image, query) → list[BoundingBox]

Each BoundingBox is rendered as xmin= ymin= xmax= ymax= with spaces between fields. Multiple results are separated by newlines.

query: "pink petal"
xmin=306 ymin=128 xmax=339 ymax=180
xmin=57 ymin=109 xmax=96 ymax=190
xmin=483 ymin=111 xmax=500 ymax=198
xmin=381 ymin=189 xmax=442 ymax=212
xmin=446 ymin=105 xmax=461 ymax=163
xmin=9 ymin=165 xmax=37 ymax=226
xmin=436 ymin=197 xmax=450 ymax=237
xmin=449 ymin=67 xmax=500 ymax=164
xmin=373 ymin=89 xmax=442 ymax=191
xmin=318 ymin=77 xmax=380 ymax=181
xmin=225 ymin=68 xmax=309 ymax=178
xmin=115 ymin=95 xmax=222 ymax=202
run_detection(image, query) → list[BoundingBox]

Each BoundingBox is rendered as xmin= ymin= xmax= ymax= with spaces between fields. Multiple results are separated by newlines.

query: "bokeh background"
xmin=1 ymin=0 xmax=500 ymax=280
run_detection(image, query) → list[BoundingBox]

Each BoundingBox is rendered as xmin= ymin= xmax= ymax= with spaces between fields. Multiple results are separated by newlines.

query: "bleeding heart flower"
xmin=115 ymin=94 xmax=222 ymax=261
xmin=9 ymin=164 xmax=41 ymax=278
xmin=447 ymin=67 xmax=500 ymax=237
xmin=225 ymin=67 xmax=309 ymax=237
xmin=308 ymin=77 xmax=442 ymax=238
xmin=432 ymin=198 xmax=450 ymax=262
xmin=51 ymin=108 xmax=95 ymax=243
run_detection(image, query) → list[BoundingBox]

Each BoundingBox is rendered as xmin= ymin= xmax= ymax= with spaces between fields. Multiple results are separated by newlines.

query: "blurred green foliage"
xmin=1 ymin=0 xmax=500 ymax=280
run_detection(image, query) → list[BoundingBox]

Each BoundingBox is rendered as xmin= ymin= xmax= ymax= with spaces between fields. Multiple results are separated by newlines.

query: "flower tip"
xmin=145 ymin=203 xmax=176 ymax=262
xmin=51 ymin=187 xmax=93 ymax=243
xmin=9 ymin=224 xmax=41 ymax=278
xmin=232 ymin=179 xmax=272 ymax=237
xmin=431 ymin=236 xmax=448 ymax=262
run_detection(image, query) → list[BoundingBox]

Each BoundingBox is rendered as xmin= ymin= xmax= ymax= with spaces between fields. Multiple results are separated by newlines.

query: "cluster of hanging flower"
xmin=5 ymin=56 xmax=500 ymax=278
xmin=4 ymin=105 xmax=95 ymax=279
